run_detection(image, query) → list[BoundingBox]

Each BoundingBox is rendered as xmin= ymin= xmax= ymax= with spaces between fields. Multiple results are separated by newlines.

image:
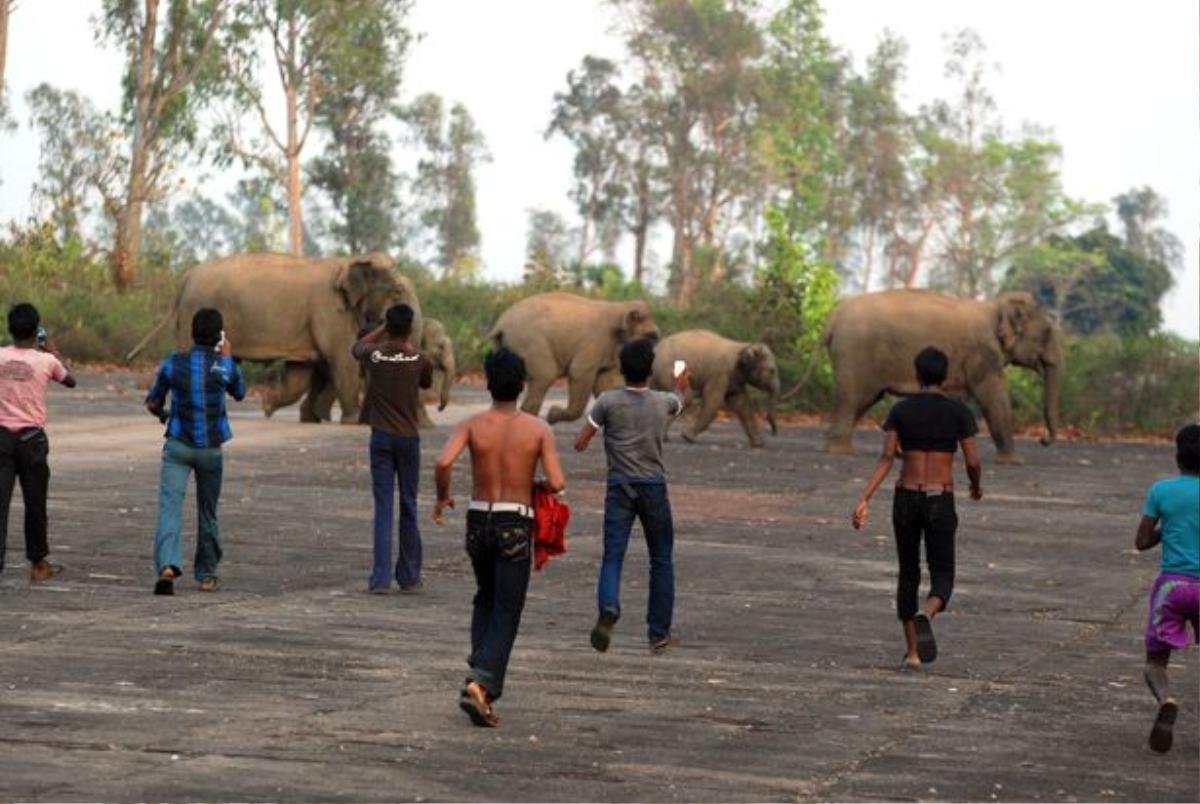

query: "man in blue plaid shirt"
xmin=145 ymin=308 xmax=246 ymax=595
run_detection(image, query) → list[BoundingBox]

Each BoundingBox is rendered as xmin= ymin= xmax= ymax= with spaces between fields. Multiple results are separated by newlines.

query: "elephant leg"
xmin=417 ymin=404 xmax=435 ymax=429
xmin=521 ymin=376 xmax=554 ymax=417
xmin=973 ymin=375 xmax=1021 ymax=463
xmin=826 ymin=372 xmax=876 ymax=454
xmin=684 ymin=378 xmax=729 ymax=443
xmin=329 ymin=354 xmax=364 ymax=424
xmin=300 ymin=366 xmax=336 ymax=423
xmin=730 ymin=392 xmax=764 ymax=448
xmin=262 ymin=362 xmax=315 ymax=418
xmin=547 ymin=369 xmax=596 ymax=425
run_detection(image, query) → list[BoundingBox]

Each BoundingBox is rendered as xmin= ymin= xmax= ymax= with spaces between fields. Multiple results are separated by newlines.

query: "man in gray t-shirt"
xmin=576 ymin=338 xmax=689 ymax=654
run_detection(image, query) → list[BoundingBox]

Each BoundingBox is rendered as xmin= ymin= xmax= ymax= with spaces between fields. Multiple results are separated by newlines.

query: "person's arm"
xmin=852 ymin=430 xmax=899 ymax=530
xmin=419 ymin=355 xmax=434 ymax=390
xmin=43 ymin=341 xmax=77 ymax=389
xmin=433 ymin=421 xmax=470 ymax=524
xmin=218 ymin=338 xmax=247 ymax=402
xmin=145 ymin=359 xmax=172 ymax=422
xmin=351 ymin=324 xmax=387 ymax=360
xmin=671 ymin=369 xmax=692 ymax=413
xmin=539 ymin=424 xmax=567 ymax=493
xmin=1135 ymin=516 xmax=1162 ymax=551
xmin=575 ymin=396 xmax=605 ymax=452
xmin=961 ymin=436 xmax=983 ymax=500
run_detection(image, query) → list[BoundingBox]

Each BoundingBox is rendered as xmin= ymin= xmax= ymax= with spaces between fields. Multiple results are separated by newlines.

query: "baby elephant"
xmin=651 ymin=330 xmax=780 ymax=447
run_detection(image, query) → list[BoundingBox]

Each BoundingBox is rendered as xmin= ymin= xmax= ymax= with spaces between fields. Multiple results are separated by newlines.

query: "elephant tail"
xmin=124 ymin=303 xmax=177 ymax=363
xmin=779 ymin=328 xmax=832 ymax=401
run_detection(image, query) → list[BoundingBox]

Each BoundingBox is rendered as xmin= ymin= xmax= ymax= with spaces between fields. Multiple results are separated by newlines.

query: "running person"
xmin=852 ymin=346 xmax=982 ymax=669
xmin=1134 ymin=423 xmax=1199 ymax=753
xmin=433 ymin=348 xmax=565 ymax=727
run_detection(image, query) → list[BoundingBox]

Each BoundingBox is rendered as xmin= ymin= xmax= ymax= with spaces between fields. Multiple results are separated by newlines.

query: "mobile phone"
xmin=215 ymin=330 xmax=226 ymax=353
xmin=672 ymin=359 xmax=687 ymax=378
xmin=35 ymin=327 xmax=48 ymax=348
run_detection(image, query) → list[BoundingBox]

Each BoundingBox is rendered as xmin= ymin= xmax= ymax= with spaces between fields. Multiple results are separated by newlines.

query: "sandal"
xmin=913 ymin=613 xmax=937 ymax=664
xmin=458 ymin=682 xmax=498 ymax=728
xmin=198 ymin=577 xmax=220 ymax=593
xmin=1149 ymin=700 xmax=1178 ymax=753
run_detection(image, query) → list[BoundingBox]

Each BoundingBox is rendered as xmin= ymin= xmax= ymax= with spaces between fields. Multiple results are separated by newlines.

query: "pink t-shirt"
xmin=0 ymin=346 xmax=68 ymax=430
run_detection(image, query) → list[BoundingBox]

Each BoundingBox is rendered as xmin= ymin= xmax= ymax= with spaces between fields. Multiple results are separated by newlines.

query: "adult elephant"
xmin=303 ymin=316 xmax=455 ymax=427
xmin=126 ymin=253 xmax=420 ymax=423
xmin=824 ymin=289 xmax=1063 ymax=463
xmin=650 ymin=330 xmax=781 ymax=447
xmin=489 ymin=292 xmax=659 ymax=424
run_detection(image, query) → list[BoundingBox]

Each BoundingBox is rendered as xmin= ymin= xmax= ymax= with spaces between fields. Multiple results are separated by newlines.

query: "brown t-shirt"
xmin=354 ymin=339 xmax=433 ymax=437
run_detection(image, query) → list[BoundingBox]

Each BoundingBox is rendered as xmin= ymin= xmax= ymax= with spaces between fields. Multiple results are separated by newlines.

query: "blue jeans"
xmin=369 ymin=429 xmax=422 ymax=590
xmin=466 ymin=511 xmax=533 ymax=700
xmin=598 ymin=481 xmax=675 ymax=641
xmin=153 ymin=438 xmax=223 ymax=581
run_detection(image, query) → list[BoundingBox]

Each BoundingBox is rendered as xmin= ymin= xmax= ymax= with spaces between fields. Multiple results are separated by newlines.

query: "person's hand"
xmin=433 ymin=497 xmax=455 ymax=525
xmin=970 ymin=485 xmax=983 ymax=501
xmin=852 ymin=498 xmax=870 ymax=530
xmin=673 ymin=369 xmax=691 ymax=394
xmin=220 ymin=336 xmax=233 ymax=357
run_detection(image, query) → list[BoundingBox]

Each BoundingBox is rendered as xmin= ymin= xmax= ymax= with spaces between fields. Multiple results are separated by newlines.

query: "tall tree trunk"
xmin=0 ymin=1 xmax=10 ymax=100
xmin=285 ymin=19 xmax=303 ymax=257
xmin=112 ymin=0 xmax=160 ymax=290
xmin=633 ymin=224 xmax=647 ymax=286
xmin=861 ymin=226 xmax=876 ymax=292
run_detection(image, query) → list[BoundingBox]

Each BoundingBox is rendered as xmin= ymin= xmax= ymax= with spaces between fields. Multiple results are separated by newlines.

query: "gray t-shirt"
xmin=588 ymin=387 xmax=683 ymax=481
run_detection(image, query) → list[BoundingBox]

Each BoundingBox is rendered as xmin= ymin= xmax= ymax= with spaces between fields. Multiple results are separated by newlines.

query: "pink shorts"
xmin=1145 ymin=573 xmax=1200 ymax=653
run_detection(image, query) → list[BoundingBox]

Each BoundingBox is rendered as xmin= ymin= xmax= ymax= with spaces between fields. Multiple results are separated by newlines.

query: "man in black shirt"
xmin=853 ymin=346 xmax=983 ymax=669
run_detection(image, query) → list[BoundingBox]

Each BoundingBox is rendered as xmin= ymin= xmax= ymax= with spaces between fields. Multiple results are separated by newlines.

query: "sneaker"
xmin=650 ymin=633 xmax=678 ymax=653
xmin=398 ymin=580 xmax=425 ymax=595
xmin=590 ymin=612 xmax=617 ymax=652
xmin=1149 ymin=700 xmax=1178 ymax=753
xmin=30 ymin=560 xmax=62 ymax=583
xmin=154 ymin=567 xmax=179 ymax=595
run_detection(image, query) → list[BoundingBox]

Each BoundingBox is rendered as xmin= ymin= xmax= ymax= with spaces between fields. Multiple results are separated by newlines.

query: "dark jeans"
xmin=466 ymin=511 xmax=533 ymax=701
xmin=598 ymin=481 xmax=675 ymax=641
xmin=368 ymin=429 xmax=422 ymax=590
xmin=0 ymin=427 xmax=51 ymax=570
xmin=153 ymin=438 xmax=224 ymax=580
xmin=892 ymin=489 xmax=957 ymax=621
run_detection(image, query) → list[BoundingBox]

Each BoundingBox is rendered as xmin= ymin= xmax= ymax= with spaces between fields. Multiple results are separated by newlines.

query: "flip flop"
xmin=1149 ymin=700 xmax=1178 ymax=753
xmin=458 ymin=684 xmax=498 ymax=728
xmin=153 ymin=578 xmax=175 ymax=596
xmin=913 ymin=613 xmax=937 ymax=664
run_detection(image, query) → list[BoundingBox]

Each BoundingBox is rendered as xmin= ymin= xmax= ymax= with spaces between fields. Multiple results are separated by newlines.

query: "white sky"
xmin=1 ymin=0 xmax=1197 ymax=338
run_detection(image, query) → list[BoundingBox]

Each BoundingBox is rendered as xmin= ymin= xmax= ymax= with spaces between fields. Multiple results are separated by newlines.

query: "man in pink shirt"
xmin=0 ymin=304 xmax=76 ymax=582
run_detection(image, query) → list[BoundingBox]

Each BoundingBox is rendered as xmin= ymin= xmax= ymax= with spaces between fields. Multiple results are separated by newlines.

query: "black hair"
xmin=485 ymin=347 xmax=526 ymax=403
xmin=8 ymin=303 xmax=40 ymax=341
xmin=619 ymin=338 xmax=656 ymax=384
xmin=385 ymin=304 xmax=414 ymax=337
xmin=914 ymin=346 xmax=949 ymax=387
xmin=1176 ymin=423 xmax=1200 ymax=474
xmin=191 ymin=308 xmax=223 ymax=347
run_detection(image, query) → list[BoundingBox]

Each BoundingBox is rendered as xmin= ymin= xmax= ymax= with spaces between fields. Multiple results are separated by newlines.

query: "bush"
xmin=1007 ymin=333 xmax=1199 ymax=437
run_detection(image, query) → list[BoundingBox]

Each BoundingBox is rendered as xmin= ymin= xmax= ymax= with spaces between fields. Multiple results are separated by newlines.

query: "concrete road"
xmin=0 ymin=372 xmax=1195 ymax=802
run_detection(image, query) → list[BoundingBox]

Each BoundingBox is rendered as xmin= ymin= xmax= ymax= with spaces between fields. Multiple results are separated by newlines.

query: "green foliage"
xmin=0 ymin=221 xmax=176 ymax=362
xmin=1007 ymin=334 xmax=1199 ymax=437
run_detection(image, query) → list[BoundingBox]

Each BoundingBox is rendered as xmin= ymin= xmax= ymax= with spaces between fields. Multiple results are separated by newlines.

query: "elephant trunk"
xmin=438 ymin=354 xmax=455 ymax=411
xmin=1040 ymin=361 xmax=1061 ymax=447
xmin=765 ymin=378 xmax=781 ymax=436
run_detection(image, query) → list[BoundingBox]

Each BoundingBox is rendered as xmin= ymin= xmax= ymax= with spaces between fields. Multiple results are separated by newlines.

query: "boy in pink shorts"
xmin=1135 ymin=423 xmax=1199 ymax=753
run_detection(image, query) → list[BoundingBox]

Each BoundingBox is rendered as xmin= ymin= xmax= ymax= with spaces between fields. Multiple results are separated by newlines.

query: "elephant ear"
xmin=618 ymin=306 xmax=648 ymax=340
xmin=335 ymin=261 xmax=373 ymax=314
xmin=996 ymin=292 xmax=1033 ymax=354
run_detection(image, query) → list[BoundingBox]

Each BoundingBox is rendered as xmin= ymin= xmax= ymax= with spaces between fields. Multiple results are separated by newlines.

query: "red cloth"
xmin=533 ymin=488 xmax=570 ymax=571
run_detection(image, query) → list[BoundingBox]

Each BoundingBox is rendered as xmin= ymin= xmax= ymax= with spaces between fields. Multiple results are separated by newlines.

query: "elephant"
xmin=823 ymin=289 xmax=1063 ymax=462
xmin=303 ymin=316 xmax=455 ymax=427
xmin=126 ymin=252 xmax=420 ymax=423
xmin=650 ymin=330 xmax=781 ymax=447
xmin=489 ymin=292 xmax=659 ymax=424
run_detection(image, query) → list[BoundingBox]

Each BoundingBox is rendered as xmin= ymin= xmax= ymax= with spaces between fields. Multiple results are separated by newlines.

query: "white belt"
xmin=468 ymin=500 xmax=534 ymax=518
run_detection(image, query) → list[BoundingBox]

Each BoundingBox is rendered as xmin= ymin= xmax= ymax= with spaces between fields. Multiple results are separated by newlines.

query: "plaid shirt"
xmin=146 ymin=347 xmax=247 ymax=448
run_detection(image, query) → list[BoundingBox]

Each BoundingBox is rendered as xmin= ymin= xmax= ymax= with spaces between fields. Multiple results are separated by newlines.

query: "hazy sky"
xmin=2 ymin=0 xmax=1196 ymax=337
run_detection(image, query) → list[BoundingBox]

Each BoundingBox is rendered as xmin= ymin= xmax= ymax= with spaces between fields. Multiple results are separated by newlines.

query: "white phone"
xmin=215 ymin=330 xmax=227 ymax=352
xmin=673 ymin=359 xmax=687 ymax=378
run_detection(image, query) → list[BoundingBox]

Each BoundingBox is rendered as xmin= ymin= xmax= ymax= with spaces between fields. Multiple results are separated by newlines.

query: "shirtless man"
xmin=852 ymin=346 xmax=983 ymax=670
xmin=433 ymin=347 xmax=565 ymax=727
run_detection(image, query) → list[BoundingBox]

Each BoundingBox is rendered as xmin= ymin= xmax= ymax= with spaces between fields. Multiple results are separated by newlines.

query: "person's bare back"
xmin=434 ymin=405 xmax=564 ymax=522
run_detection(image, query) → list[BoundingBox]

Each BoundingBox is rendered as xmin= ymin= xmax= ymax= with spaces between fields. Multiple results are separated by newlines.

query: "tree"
xmin=1113 ymin=186 xmax=1183 ymax=271
xmin=407 ymin=93 xmax=489 ymax=275
xmin=1006 ymin=224 xmax=1174 ymax=335
xmin=547 ymin=56 xmax=628 ymax=265
xmin=26 ymin=85 xmax=129 ymax=243
xmin=613 ymin=0 xmax=765 ymax=304
xmin=523 ymin=208 xmax=576 ymax=288
xmin=0 ymin=1 xmax=14 ymax=127
xmin=307 ymin=1 xmax=410 ymax=255
xmin=97 ymin=0 xmax=229 ymax=289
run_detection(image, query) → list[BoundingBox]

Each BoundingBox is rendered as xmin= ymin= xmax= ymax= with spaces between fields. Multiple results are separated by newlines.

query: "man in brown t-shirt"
xmin=352 ymin=304 xmax=433 ymax=593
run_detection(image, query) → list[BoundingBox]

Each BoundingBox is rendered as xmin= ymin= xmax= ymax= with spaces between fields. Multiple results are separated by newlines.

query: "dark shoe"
xmin=29 ymin=560 xmax=62 ymax=583
xmin=1149 ymin=700 xmax=1178 ymax=753
xmin=913 ymin=613 xmax=937 ymax=664
xmin=367 ymin=583 xmax=390 ymax=595
xmin=154 ymin=567 xmax=179 ymax=595
xmin=650 ymin=633 xmax=678 ymax=654
xmin=458 ymin=681 xmax=498 ymax=728
xmin=590 ymin=612 xmax=617 ymax=653
xmin=398 ymin=580 xmax=424 ymax=595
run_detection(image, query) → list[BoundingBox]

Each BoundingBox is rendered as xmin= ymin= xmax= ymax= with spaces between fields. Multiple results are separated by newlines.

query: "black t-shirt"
xmin=882 ymin=393 xmax=978 ymax=453
xmin=353 ymin=340 xmax=433 ymax=437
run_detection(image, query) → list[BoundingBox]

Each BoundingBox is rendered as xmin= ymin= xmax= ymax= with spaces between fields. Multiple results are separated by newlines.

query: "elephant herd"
xmin=128 ymin=252 xmax=1065 ymax=462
